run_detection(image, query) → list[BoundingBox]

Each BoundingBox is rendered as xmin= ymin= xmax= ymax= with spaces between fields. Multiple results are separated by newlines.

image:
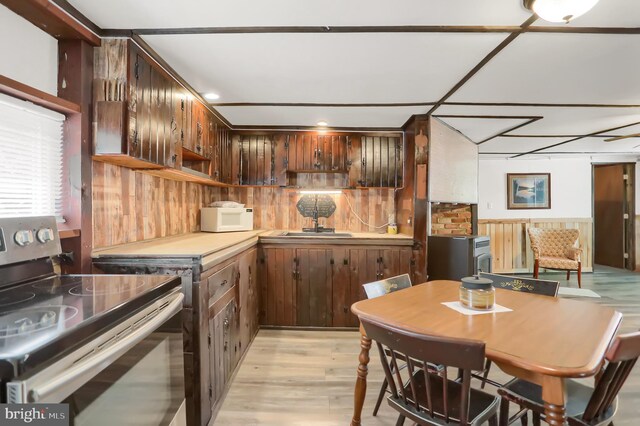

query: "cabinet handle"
xmin=343 ymin=258 xmax=349 ymax=265
xmin=220 ymin=279 xmax=227 ymax=287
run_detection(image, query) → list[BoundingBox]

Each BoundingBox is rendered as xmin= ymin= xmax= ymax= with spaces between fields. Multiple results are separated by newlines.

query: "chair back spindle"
xmin=582 ymin=331 xmax=640 ymax=422
xmin=362 ymin=317 xmax=485 ymax=425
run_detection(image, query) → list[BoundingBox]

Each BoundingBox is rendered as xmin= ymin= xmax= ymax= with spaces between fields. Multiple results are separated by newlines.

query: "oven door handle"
xmin=29 ymin=292 xmax=184 ymax=403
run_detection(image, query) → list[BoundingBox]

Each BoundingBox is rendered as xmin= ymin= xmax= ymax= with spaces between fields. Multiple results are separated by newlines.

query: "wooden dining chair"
xmin=362 ymin=273 xmax=414 ymax=417
xmin=476 ymin=273 xmax=560 ymax=392
xmin=361 ymin=317 xmax=500 ymax=425
xmin=498 ymin=331 xmax=640 ymax=426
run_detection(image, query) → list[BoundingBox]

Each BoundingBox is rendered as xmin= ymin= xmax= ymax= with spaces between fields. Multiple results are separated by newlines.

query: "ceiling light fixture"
xmin=204 ymin=93 xmax=220 ymax=101
xmin=523 ymin=0 xmax=599 ymax=24
xmin=317 ymin=121 xmax=328 ymax=127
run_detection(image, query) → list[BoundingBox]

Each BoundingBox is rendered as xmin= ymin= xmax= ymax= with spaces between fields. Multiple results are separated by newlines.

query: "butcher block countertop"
xmin=92 ymin=230 xmax=414 ymax=266
xmin=259 ymin=230 xmax=414 ymax=246
xmin=92 ymin=230 xmax=266 ymax=259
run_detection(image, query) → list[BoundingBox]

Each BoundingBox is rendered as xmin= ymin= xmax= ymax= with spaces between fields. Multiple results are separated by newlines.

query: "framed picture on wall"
xmin=507 ymin=173 xmax=551 ymax=209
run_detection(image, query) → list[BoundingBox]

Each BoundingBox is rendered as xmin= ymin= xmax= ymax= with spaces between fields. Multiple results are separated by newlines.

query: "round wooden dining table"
xmin=350 ymin=280 xmax=622 ymax=426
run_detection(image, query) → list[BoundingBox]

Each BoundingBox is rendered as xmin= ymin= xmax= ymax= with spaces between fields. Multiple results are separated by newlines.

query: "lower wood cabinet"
xmin=260 ymin=245 xmax=413 ymax=327
xmin=206 ymin=247 xmax=258 ymax=418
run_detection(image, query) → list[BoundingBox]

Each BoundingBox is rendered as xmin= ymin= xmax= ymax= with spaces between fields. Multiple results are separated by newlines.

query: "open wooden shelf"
xmin=182 ymin=148 xmax=210 ymax=162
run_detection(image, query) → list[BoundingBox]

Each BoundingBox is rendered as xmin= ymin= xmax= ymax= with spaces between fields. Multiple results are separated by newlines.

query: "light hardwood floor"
xmin=215 ymin=266 xmax=640 ymax=425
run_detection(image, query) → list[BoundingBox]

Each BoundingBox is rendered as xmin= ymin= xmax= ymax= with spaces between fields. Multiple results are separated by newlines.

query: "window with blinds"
xmin=0 ymin=93 xmax=65 ymax=220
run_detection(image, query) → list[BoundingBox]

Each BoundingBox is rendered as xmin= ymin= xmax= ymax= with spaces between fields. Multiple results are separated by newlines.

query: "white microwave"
xmin=201 ymin=207 xmax=254 ymax=232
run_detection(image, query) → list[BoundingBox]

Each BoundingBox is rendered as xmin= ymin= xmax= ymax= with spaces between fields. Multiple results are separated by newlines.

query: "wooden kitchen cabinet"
xmin=94 ymin=40 xmax=181 ymax=169
xmin=237 ymin=247 xmax=258 ymax=356
xmin=260 ymin=245 xmax=414 ymax=327
xmin=209 ymin=299 xmax=237 ymax=407
xmin=357 ymin=135 xmax=403 ymax=188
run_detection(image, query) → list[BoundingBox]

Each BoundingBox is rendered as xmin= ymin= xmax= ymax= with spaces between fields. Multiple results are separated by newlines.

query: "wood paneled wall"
xmin=92 ymin=162 xmax=396 ymax=249
xmin=478 ymin=218 xmax=593 ymax=273
xmin=92 ymin=161 xmax=225 ymax=248
xmin=223 ymin=187 xmax=395 ymax=232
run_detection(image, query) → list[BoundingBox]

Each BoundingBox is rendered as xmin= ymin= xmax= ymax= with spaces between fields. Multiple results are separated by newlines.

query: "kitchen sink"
xmin=282 ymin=232 xmax=353 ymax=237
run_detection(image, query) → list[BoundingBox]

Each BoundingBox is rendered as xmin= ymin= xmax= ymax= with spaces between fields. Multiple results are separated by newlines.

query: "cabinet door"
xmin=263 ymin=247 xmax=296 ymax=326
xmin=238 ymin=248 xmax=258 ymax=355
xmin=209 ymin=308 xmax=226 ymax=407
xmin=134 ymin=53 xmax=152 ymax=161
xmin=182 ymin=92 xmax=195 ymax=152
xmin=347 ymin=249 xmax=380 ymax=326
xmin=380 ymin=247 xmax=413 ymax=279
xmin=359 ymin=136 xmax=403 ymax=187
xmin=296 ymin=248 xmax=332 ymax=327
xmin=330 ymin=248 xmax=352 ymax=327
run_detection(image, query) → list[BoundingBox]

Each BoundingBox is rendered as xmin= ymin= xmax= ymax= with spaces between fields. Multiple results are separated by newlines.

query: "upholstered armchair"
xmin=528 ymin=228 xmax=582 ymax=288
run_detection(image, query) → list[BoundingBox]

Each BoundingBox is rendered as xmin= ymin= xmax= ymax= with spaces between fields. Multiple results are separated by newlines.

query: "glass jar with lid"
xmin=459 ymin=275 xmax=495 ymax=310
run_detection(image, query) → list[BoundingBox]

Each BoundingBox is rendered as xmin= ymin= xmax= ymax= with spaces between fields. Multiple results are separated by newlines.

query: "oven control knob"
xmin=14 ymin=230 xmax=34 ymax=247
xmin=36 ymin=228 xmax=55 ymax=244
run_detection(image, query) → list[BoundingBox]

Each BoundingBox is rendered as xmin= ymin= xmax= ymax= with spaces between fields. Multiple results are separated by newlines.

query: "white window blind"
xmin=0 ymin=93 xmax=65 ymax=220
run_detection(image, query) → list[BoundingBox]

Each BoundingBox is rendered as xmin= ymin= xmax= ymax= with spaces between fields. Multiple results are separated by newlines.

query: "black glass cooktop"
xmin=0 ymin=274 xmax=180 ymax=377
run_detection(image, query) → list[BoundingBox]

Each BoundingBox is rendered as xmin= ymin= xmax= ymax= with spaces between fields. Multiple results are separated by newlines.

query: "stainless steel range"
xmin=0 ymin=217 xmax=186 ymax=426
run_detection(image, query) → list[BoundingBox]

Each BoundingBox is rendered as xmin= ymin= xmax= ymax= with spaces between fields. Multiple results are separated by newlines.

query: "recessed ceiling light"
xmin=204 ymin=93 xmax=220 ymax=101
xmin=317 ymin=121 xmax=328 ymax=127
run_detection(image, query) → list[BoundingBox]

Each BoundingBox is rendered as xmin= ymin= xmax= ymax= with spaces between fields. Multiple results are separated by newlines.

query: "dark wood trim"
xmin=58 ymin=40 xmax=94 ymax=273
xmin=477 ymin=117 xmax=542 ymax=144
xmin=432 ymin=114 xmax=543 ymax=144
xmin=500 ymin=134 xmax=621 ymax=138
xmin=443 ymin=101 xmax=640 ymax=108
xmin=0 ymin=0 xmax=100 ymax=46
xmin=435 ymin=114 xmax=542 ymax=120
xmin=100 ymin=25 xmax=640 ymax=36
xmin=214 ymin=101 xmax=640 ymax=109
xmin=129 ymin=35 xmax=233 ymax=129
xmin=426 ymin=15 xmax=538 ymax=116
xmin=232 ymin=125 xmax=402 ymax=132
xmin=212 ymin=102 xmax=436 ymax=108
xmin=0 ymin=74 xmax=81 ymax=114
xmin=119 ymin=26 xmax=522 ymax=36
xmin=512 ymin=120 xmax=640 ymax=158
xmin=49 ymin=0 xmax=104 ymax=36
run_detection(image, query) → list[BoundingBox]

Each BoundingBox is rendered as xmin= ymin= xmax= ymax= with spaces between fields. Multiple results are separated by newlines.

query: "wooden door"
xmin=263 ymin=247 xmax=296 ymax=326
xmin=594 ymin=164 xmax=627 ymax=268
xmin=238 ymin=247 xmax=258 ymax=354
xmin=331 ymin=248 xmax=353 ymax=327
xmin=296 ymin=248 xmax=332 ymax=326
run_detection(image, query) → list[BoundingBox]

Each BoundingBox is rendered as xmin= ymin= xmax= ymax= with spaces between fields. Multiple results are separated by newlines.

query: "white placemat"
xmin=441 ymin=301 xmax=513 ymax=316
xmin=558 ymin=287 xmax=601 ymax=298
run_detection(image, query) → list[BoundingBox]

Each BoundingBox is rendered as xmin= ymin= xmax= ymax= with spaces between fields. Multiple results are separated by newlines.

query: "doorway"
xmin=593 ymin=163 xmax=635 ymax=270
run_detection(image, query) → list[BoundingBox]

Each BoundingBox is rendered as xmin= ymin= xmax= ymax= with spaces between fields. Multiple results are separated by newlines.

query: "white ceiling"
xmin=68 ymin=0 xmax=640 ymax=156
xmin=449 ymin=33 xmax=640 ymax=105
xmin=436 ymin=117 xmax=531 ymax=143
xmin=215 ymin=105 xmax=427 ymax=128
xmin=68 ymin=0 xmax=530 ymax=28
xmin=143 ymin=33 xmax=508 ymax=104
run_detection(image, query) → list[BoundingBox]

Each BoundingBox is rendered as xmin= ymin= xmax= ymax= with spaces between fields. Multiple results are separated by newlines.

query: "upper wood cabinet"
xmin=93 ymin=39 xmax=233 ymax=185
xmin=231 ymin=131 xmax=404 ymax=188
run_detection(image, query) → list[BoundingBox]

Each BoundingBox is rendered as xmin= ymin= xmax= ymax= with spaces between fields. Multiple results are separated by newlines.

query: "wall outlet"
xmin=487 ymin=202 xmax=493 ymax=209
